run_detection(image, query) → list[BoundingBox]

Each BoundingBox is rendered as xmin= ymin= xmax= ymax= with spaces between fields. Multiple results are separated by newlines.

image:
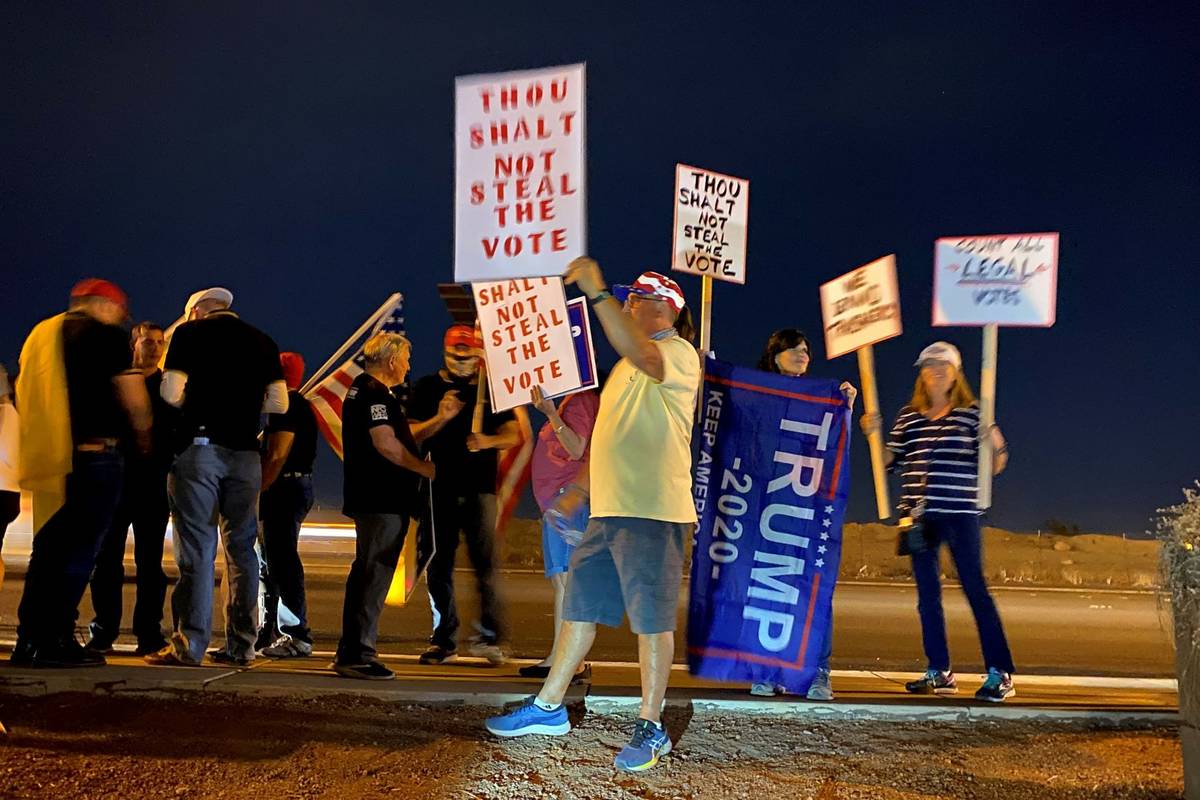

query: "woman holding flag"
xmin=860 ymin=341 xmax=1015 ymax=702
xmin=749 ymin=328 xmax=856 ymax=700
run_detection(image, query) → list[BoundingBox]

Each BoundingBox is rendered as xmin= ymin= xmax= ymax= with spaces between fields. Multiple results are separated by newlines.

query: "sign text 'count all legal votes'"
xmin=455 ymin=64 xmax=587 ymax=282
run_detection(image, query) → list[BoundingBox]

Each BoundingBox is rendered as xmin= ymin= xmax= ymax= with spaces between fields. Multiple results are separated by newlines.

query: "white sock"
xmin=533 ymin=697 xmax=559 ymax=711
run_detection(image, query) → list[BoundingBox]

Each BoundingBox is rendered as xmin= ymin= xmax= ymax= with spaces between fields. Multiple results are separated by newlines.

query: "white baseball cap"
xmin=184 ymin=287 xmax=233 ymax=316
xmin=914 ymin=341 xmax=961 ymax=369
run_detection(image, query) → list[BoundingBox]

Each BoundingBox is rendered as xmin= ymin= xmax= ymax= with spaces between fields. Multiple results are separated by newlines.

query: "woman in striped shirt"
xmin=861 ymin=341 xmax=1015 ymax=702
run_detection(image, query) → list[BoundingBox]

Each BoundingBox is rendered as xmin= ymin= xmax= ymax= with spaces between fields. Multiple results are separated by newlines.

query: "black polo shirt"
xmin=265 ymin=390 xmax=318 ymax=475
xmin=62 ymin=311 xmax=137 ymax=442
xmin=164 ymin=310 xmax=282 ymax=452
xmin=342 ymin=372 xmax=421 ymax=516
xmin=409 ymin=372 xmax=515 ymax=496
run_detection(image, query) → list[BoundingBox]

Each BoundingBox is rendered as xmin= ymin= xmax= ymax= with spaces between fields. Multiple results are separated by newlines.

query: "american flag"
xmin=305 ymin=294 xmax=533 ymax=534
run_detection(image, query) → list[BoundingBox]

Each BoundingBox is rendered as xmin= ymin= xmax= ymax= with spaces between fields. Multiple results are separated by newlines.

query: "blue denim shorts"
xmin=562 ymin=516 xmax=689 ymax=634
xmin=540 ymin=501 xmax=587 ymax=577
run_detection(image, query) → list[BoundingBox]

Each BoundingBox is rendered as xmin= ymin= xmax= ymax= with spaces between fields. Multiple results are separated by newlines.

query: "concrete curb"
xmin=0 ymin=666 xmax=1178 ymax=727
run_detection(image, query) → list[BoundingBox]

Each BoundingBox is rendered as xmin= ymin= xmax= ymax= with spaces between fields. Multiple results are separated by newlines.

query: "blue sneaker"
xmin=974 ymin=668 xmax=1015 ymax=702
xmin=485 ymin=696 xmax=571 ymax=738
xmin=613 ymin=718 xmax=673 ymax=772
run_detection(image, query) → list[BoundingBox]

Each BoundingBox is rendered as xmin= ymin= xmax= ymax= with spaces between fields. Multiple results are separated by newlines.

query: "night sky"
xmin=3 ymin=3 xmax=1195 ymax=534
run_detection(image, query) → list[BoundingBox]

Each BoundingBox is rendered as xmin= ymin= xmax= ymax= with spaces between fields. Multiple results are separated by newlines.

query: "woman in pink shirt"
xmin=522 ymin=385 xmax=600 ymax=680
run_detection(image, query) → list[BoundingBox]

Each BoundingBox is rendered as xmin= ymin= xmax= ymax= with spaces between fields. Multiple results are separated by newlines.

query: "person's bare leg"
xmin=536 ymin=620 xmax=595 ymax=706
xmin=637 ymin=631 xmax=674 ymax=723
xmin=537 ymin=573 xmax=568 ymax=667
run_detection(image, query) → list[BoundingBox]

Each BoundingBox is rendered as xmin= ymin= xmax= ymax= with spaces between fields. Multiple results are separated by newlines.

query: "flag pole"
xmin=300 ymin=292 xmax=401 ymax=395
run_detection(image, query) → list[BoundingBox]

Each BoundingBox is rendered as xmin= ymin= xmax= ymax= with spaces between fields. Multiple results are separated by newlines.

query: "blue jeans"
xmin=910 ymin=513 xmax=1015 ymax=674
xmin=17 ymin=448 xmax=124 ymax=647
xmin=168 ymin=443 xmax=261 ymax=661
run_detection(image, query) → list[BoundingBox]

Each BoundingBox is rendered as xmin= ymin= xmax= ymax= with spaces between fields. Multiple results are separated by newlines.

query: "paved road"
xmin=0 ymin=564 xmax=1174 ymax=677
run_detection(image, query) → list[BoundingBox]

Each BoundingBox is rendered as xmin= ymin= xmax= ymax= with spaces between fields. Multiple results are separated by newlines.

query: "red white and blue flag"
xmin=687 ymin=358 xmax=852 ymax=693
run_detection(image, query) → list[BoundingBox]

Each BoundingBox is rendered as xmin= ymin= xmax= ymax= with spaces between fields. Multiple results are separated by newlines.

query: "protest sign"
xmin=473 ymin=277 xmax=581 ymax=412
xmin=688 ymin=359 xmax=852 ymax=694
xmin=819 ymin=254 xmax=902 ymax=359
xmin=933 ymin=232 xmax=1059 ymax=509
xmin=455 ymin=63 xmax=587 ymax=282
xmin=933 ymin=233 xmax=1059 ymax=327
xmin=819 ymin=254 xmax=902 ymax=519
xmin=548 ymin=297 xmax=598 ymax=397
xmin=672 ymin=164 xmax=749 ymax=285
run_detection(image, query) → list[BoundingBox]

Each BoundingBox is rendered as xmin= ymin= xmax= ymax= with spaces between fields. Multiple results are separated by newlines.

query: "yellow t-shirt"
xmin=589 ymin=334 xmax=700 ymax=523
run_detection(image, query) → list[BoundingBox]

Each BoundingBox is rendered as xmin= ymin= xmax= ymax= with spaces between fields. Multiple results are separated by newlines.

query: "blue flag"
xmin=687 ymin=358 xmax=852 ymax=693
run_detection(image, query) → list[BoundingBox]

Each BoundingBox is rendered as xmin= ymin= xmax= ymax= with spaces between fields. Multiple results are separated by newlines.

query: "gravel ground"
xmin=0 ymin=692 xmax=1183 ymax=799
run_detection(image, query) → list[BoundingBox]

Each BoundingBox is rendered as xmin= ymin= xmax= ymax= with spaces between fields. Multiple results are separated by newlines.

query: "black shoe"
xmin=10 ymin=639 xmax=36 ymax=666
xmin=518 ymin=663 xmax=552 ymax=679
xmin=254 ymin=626 xmax=279 ymax=653
xmin=418 ymin=644 xmax=457 ymax=665
xmin=32 ymin=639 xmax=106 ymax=668
xmin=334 ymin=660 xmax=395 ymax=681
xmin=571 ymin=663 xmax=593 ymax=685
xmin=207 ymin=649 xmax=253 ymax=667
xmin=84 ymin=637 xmax=115 ymax=655
xmin=134 ymin=638 xmax=170 ymax=657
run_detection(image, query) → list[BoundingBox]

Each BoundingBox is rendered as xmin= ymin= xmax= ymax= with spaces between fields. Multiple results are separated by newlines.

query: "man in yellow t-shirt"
xmin=487 ymin=259 xmax=700 ymax=773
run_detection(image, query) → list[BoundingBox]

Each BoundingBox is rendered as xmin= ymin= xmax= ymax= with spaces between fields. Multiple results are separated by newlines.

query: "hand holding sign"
xmin=563 ymin=256 xmax=606 ymax=298
xmin=530 ymin=385 xmax=555 ymax=415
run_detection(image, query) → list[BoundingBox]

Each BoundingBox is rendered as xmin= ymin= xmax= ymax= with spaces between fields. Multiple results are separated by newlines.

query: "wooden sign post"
xmin=934 ymin=233 xmax=1060 ymax=509
xmin=819 ymin=254 xmax=903 ymax=519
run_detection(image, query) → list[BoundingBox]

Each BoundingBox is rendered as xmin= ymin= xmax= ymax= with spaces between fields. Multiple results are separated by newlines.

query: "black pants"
xmin=259 ymin=475 xmax=314 ymax=642
xmin=17 ymin=449 xmax=124 ymax=647
xmin=336 ymin=512 xmax=409 ymax=664
xmin=88 ymin=462 xmax=169 ymax=647
xmin=425 ymin=492 xmax=503 ymax=649
xmin=0 ymin=489 xmax=19 ymax=551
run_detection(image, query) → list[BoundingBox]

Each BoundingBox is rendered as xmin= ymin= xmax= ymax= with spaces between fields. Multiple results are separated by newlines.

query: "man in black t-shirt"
xmin=257 ymin=351 xmax=319 ymax=658
xmin=86 ymin=321 xmax=175 ymax=656
xmin=148 ymin=287 xmax=287 ymax=667
xmin=334 ymin=332 xmax=436 ymax=680
xmin=13 ymin=279 xmax=152 ymax=668
xmin=409 ymin=324 xmax=519 ymax=666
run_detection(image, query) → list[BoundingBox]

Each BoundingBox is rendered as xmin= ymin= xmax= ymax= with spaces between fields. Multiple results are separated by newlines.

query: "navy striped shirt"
xmin=887 ymin=405 xmax=983 ymax=516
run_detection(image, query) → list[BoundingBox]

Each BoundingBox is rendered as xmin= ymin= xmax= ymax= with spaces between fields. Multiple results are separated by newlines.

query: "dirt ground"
xmin=0 ymin=692 xmax=1182 ymax=799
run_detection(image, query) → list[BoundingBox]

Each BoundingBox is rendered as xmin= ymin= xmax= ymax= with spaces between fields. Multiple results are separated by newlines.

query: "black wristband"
xmin=590 ymin=290 xmax=613 ymax=306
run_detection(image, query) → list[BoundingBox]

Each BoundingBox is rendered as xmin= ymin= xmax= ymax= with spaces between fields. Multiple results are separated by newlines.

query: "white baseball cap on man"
xmin=183 ymin=287 xmax=234 ymax=317
xmin=914 ymin=341 xmax=961 ymax=369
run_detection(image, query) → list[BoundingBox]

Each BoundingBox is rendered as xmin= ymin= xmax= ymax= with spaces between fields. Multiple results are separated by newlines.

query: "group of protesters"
xmin=0 ymin=256 xmax=1015 ymax=772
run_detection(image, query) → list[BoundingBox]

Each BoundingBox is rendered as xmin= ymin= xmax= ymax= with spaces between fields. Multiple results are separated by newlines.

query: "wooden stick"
xmin=469 ymin=350 xmax=488 ymax=452
xmin=699 ymin=275 xmax=714 ymax=354
xmin=856 ymin=344 xmax=891 ymax=519
xmin=977 ymin=324 xmax=999 ymax=510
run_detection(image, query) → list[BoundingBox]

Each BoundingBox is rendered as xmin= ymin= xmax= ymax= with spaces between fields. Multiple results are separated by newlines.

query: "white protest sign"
xmin=671 ymin=164 xmax=749 ymax=284
xmin=933 ymin=233 xmax=1059 ymax=326
xmin=455 ymin=63 xmax=587 ymax=282
xmin=819 ymin=254 xmax=903 ymax=360
xmin=473 ymin=278 xmax=581 ymax=412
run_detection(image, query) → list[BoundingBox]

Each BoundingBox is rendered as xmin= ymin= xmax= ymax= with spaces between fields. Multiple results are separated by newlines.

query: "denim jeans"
xmin=336 ymin=512 xmax=409 ymax=664
xmin=424 ymin=492 xmax=503 ymax=648
xmin=910 ymin=513 xmax=1015 ymax=674
xmin=259 ymin=475 xmax=314 ymax=643
xmin=88 ymin=459 xmax=170 ymax=647
xmin=168 ymin=443 xmax=261 ymax=662
xmin=17 ymin=448 xmax=124 ymax=647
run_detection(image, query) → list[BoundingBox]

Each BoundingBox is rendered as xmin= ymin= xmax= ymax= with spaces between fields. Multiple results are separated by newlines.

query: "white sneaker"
xmin=469 ymin=640 xmax=507 ymax=666
xmin=261 ymin=635 xmax=313 ymax=658
xmin=806 ymin=668 xmax=834 ymax=701
xmin=750 ymin=682 xmax=784 ymax=697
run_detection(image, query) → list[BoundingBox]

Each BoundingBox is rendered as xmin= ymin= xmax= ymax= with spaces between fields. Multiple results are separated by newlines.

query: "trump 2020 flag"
xmin=687 ymin=358 xmax=852 ymax=694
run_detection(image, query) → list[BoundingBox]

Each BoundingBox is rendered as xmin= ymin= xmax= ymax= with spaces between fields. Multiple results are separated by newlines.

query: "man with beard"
xmin=409 ymin=324 xmax=519 ymax=666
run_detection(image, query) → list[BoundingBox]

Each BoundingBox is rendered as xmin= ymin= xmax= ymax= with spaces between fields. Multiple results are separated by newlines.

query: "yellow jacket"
xmin=16 ymin=313 xmax=72 ymax=532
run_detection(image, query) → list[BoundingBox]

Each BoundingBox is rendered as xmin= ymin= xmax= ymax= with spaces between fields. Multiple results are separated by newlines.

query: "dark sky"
xmin=3 ymin=3 xmax=1196 ymax=534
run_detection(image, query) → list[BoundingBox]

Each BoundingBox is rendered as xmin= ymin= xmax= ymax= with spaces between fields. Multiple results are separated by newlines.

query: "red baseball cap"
xmin=444 ymin=324 xmax=483 ymax=349
xmin=70 ymin=278 xmax=128 ymax=309
xmin=280 ymin=352 xmax=305 ymax=390
xmin=612 ymin=271 xmax=686 ymax=314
